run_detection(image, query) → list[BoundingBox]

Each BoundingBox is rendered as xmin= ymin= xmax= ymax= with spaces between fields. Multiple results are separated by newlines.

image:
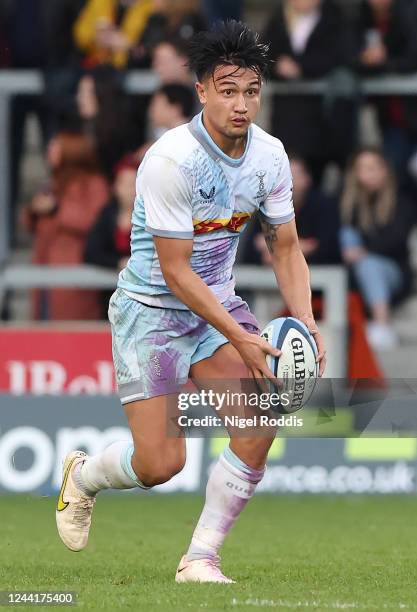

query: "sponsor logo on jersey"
xmin=193 ymin=212 xmax=252 ymax=235
xmin=199 ymin=186 xmax=216 ymax=202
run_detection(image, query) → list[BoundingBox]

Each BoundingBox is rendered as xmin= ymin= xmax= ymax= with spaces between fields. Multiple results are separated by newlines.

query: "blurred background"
xmin=1 ymin=0 xmax=417 ymax=496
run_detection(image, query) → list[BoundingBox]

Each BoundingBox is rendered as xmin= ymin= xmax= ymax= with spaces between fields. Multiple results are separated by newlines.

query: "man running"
xmin=56 ymin=20 xmax=326 ymax=583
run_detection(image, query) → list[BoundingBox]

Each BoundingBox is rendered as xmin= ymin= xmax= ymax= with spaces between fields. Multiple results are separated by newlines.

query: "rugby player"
xmin=56 ymin=20 xmax=326 ymax=583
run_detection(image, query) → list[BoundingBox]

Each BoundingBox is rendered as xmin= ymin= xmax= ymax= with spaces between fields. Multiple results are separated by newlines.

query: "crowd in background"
xmin=1 ymin=0 xmax=417 ymax=350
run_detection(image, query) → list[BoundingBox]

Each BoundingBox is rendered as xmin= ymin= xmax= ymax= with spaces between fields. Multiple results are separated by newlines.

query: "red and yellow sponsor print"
xmin=193 ymin=211 xmax=252 ymax=235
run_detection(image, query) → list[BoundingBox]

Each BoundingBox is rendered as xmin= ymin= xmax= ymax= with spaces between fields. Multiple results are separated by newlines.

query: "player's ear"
xmin=195 ymin=82 xmax=207 ymax=105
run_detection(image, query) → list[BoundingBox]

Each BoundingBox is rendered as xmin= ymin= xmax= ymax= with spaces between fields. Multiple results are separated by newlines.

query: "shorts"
xmin=108 ymin=288 xmax=260 ymax=404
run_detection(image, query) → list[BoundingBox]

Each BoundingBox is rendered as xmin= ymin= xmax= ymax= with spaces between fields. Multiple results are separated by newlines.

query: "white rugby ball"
xmin=261 ymin=317 xmax=319 ymax=413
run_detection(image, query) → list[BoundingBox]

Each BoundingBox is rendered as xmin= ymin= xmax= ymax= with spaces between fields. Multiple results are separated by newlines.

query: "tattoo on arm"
xmin=260 ymin=220 xmax=279 ymax=254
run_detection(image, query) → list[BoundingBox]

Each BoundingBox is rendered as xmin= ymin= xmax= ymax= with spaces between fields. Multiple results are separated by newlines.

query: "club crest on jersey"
xmin=199 ymin=186 xmax=216 ymax=203
xmin=255 ymin=171 xmax=267 ymax=199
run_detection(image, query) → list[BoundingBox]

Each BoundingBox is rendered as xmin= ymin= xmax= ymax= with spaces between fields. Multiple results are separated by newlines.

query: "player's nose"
xmin=234 ymin=93 xmax=247 ymax=113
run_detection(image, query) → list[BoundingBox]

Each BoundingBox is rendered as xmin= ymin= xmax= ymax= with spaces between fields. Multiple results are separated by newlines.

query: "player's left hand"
xmin=300 ymin=316 xmax=327 ymax=377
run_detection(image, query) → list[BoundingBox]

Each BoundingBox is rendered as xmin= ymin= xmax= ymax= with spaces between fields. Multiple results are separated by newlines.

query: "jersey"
xmin=118 ymin=111 xmax=294 ymax=309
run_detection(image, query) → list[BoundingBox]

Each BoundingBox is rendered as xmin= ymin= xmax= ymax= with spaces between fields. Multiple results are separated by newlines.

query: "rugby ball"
xmin=261 ymin=317 xmax=319 ymax=413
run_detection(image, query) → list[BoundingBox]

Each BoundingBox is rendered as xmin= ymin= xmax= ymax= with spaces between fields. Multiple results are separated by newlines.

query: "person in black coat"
xmin=263 ymin=0 xmax=356 ymax=184
xmin=353 ymin=0 xmax=417 ymax=182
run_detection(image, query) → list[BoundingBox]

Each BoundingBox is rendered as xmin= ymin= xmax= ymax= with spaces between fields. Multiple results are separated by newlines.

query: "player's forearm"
xmin=272 ymin=247 xmax=315 ymax=326
xmin=164 ymin=266 xmax=247 ymax=344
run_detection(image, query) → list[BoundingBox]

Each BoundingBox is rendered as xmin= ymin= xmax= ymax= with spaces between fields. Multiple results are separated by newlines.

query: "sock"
xmin=73 ymin=441 xmax=150 ymax=496
xmin=186 ymin=446 xmax=265 ymax=562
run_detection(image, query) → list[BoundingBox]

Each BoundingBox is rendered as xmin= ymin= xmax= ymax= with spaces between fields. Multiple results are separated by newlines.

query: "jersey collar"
xmin=188 ymin=111 xmax=252 ymax=167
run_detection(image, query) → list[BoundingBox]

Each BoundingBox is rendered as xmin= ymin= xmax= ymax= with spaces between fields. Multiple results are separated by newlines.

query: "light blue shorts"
xmin=108 ymin=289 xmax=260 ymax=404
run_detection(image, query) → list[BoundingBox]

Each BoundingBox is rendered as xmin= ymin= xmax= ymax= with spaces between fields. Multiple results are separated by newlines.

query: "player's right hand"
xmin=232 ymin=332 xmax=281 ymax=383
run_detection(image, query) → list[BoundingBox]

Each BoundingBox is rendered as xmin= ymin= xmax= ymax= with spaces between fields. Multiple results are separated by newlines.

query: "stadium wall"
xmin=1 ymin=327 xmax=416 ymax=496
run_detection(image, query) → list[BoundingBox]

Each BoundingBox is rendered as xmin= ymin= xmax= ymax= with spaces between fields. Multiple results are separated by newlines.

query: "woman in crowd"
xmin=263 ymin=0 xmax=354 ymax=183
xmin=75 ymin=66 xmax=140 ymax=178
xmin=340 ymin=148 xmax=415 ymax=349
xmin=21 ymin=131 xmax=109 ymax=321
xmin=84 ymin=154 xmax=138 ymax=317
xmin=354 ymin=0 xmax=417 ymax=182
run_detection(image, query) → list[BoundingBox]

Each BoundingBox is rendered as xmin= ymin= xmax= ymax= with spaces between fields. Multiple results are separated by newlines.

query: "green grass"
xmin=1 ymin=494 xmax=417 ymax=611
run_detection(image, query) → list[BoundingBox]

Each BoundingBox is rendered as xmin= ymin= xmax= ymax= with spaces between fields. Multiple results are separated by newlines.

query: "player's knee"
xmin=135 ymin=450 xmax=186 ymax=487
xmin=230 ymin=437 xmax=274 ymax=470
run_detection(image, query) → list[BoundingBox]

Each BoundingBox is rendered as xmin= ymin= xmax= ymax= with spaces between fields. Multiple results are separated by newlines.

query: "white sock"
xmin=186 ymin=446 xmax=265 ymax=562
xmin=73 ymin=441 xmax=149 ymax=495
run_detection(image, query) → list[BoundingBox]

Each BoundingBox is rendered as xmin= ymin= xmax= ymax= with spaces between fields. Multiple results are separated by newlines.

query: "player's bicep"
xmin=153 ymin=236 xmax=193 ymax=280
xmin=260 ymin=218 xmax=299 ymax=259
xmin=259 ymin=149 xmax=294 ymax=226
xmin=142 ymin=155 xmax=193 ymax=238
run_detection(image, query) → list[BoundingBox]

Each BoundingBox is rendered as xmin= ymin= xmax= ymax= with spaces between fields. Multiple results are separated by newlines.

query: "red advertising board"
xmin=0 ymin=327 xmax=115 ymax=394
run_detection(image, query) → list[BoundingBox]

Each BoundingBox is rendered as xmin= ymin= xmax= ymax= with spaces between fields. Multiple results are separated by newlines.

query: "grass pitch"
xmin=1 ymin=494 xmax=417 ymax=611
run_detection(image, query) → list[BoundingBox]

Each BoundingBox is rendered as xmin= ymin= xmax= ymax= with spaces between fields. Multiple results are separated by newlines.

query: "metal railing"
xmin=0 ymin=263 xmax=348 ymax=377
xmin=2 ymin=69 xmax=417 ymax=263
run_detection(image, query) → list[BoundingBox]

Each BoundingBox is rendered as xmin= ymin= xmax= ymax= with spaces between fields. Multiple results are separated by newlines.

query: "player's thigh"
xmin=191 ymin=343 xmax=276 ymax=469
xmin=190 ymin=341 xmax=249 ymax=379
xmin=124 ymin=394 xmax=186 ymax=480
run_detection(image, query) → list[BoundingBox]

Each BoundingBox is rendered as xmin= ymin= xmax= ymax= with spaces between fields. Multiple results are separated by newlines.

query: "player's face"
xmin=196 ymin=65 xmax=262 ymax=141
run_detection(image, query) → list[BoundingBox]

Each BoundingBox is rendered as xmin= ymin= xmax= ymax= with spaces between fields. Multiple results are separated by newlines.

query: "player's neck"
xmin=201 ymin=113 xmax=247 ymax=159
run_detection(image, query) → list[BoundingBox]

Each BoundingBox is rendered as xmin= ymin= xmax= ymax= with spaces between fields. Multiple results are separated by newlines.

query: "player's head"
xmin=188 ymin=20 xmax=270 ymax=140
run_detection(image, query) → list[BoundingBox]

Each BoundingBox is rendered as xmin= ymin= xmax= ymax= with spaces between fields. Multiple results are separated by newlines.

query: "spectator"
xmin=148 ymin=83 xmax=196 ymax=139
xmin=241 ymin=156 xmax=341 ymax=266
xmin=340 ymin=148 xmax=415 ymax=349
xmin=75 ymin=66 xmax=141 ymax=178
xmin=129 ymin=0 xmax=205 ymax=67
xmin=151 ymin=38 xmax=193 ymax=84
xmin=263 ymin=0 xmax=355 ymax=183
xmin=3 ymin=0 xmax=85 ymax=244
xmin=85 ymin=155 xmax=138 ymax=316
xmin=21 ymin=131 xmax=109 ymax=321
xmin=353 ymin=0 xmax=417 ymax=181
xmin=202 ymin=0 xmax=243 ymax=25
xmin=73 ymin=0 xmax=154 ymax=69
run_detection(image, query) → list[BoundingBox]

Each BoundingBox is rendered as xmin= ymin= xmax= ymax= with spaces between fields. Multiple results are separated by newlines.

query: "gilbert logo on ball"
xmin=261 ymin=317 xmax=319 ymax=413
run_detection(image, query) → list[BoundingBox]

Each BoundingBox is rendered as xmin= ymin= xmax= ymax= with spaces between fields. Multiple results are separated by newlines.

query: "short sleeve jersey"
xmin=118 ymin=112 xmax=294 ymax=309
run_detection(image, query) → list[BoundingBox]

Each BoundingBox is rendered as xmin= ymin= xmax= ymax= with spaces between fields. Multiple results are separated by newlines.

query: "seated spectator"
xmin=75 ymin=66 xmax=141 ymax=178
xmin=263 ymin=0 xmax=354 ymax=183
xmin=241 ymin=156 xmax=341 ymax=266
xmin=353 ymin=0 xmax=417 ymax=182
xmin=151 ymin=38 xmax=194 ymax=84
xmin=339 ymin=148 xmax=415 ymax=349
xmin=85 ymin=155 xmax=138 ymax=315
xmin=21 ymin=131 xmax=109 ymax=321
xmin=129 ymin=0 xmax=205 ymax=67
xmin=73 ymin=0 xmax=154 ymax=69
xmin=148 ymin=83 xmax=196 ymax=139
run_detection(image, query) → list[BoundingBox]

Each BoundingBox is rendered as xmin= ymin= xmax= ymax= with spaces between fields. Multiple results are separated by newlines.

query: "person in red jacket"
xmin=22 ymin=130 xmax=109 ymax=320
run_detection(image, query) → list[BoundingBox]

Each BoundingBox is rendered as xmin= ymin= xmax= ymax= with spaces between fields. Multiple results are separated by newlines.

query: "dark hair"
xmin=188 ymin=20 xmax=270 ymax=82
xmin=51 ymin=131 xmax=100 ymax=197
xmin=157 ymin=83 xmax=195 ymax=119
xmin=153 ymin=36 xmax=190 ymax=58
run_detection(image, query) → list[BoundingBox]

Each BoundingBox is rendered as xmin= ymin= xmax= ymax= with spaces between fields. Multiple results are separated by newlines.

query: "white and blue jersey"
xmin=118 ymin=112 xmax=294 ymax=309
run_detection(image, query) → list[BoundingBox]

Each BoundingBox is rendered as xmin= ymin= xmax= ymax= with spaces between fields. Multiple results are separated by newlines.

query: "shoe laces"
xmin=200 ymin=555 xmax=223 ymax=573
